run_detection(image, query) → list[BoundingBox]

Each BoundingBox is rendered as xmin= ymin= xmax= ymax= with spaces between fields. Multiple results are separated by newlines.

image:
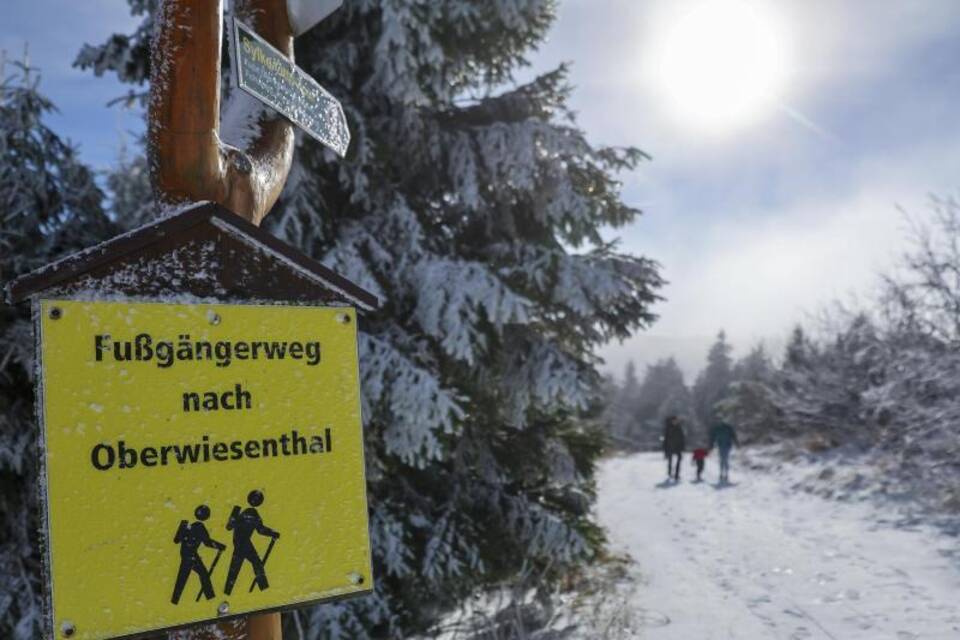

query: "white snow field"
xmin=597 ymin=452 xmax=960 ymax=639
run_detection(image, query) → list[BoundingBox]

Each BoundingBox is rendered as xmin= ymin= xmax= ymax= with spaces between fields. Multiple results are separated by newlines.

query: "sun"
xmin=649 ymin=0 xmax=788 ymax=132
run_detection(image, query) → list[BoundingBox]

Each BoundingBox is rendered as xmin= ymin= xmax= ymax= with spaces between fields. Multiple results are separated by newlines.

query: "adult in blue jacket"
xmin=709 ymin=420 xmax=739 ymax=484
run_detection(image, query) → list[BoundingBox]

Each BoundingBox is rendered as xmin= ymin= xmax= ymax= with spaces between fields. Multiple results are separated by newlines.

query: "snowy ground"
xmin=597 ymin=452 xmax=960 ymax=639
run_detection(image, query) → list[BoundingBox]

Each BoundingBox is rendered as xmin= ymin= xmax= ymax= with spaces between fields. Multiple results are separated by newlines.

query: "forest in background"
xmin=603 ymin=330 xmax=768 ymax=450
xmin=605 ymin=201 xmax=960 ymax=523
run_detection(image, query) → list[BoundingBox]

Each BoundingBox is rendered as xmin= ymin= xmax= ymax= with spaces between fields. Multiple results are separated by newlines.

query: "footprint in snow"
xmin=842 ymin=612 xmax=883 ymax=630
xmin=875 ymin=567 xmax=909 ymax=579
xmin=812 ymin=571 xmax=835 ymax=585
xmin=747 ymin=594 xmax=772 ymax=608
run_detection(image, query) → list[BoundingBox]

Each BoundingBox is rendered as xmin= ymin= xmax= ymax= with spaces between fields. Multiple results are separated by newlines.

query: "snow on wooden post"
xmin=149 ymin=0 xmax=298 ymax=226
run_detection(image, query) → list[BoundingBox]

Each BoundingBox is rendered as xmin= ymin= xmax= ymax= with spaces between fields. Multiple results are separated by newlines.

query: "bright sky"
xmin=531 ymin=0 xmax=960 ymax=380
xmin=5 ymin=1 xmax=960 ymax=381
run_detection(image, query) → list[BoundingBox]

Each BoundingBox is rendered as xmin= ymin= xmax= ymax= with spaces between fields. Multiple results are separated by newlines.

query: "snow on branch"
xmin=360 ymin=333 xmax=464 ymax=466
xmin=411 ymin=259 xmax=531 ymax=364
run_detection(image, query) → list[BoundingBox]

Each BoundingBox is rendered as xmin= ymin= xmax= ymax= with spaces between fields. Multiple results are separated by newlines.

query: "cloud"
xmin=527 ymin=0 xmax=960 ymax=380
xmin=603 ymin=129 xmax=960 ymax=380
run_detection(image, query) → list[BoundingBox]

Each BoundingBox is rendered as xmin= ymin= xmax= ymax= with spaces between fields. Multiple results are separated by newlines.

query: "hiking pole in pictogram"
xmin=250 ymin=535 xmax=278 ymax=593
xmin=195 ymin=546 xmax=224 ymax=603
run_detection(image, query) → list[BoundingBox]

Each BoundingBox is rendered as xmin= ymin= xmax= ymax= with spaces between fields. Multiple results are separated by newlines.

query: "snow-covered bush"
xmin=718 ymin=200 xmax=960 ymax=512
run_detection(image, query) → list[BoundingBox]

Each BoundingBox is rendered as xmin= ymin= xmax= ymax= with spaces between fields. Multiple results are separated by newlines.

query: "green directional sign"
xmin=233 ymin=19 xmax=350 ymax=157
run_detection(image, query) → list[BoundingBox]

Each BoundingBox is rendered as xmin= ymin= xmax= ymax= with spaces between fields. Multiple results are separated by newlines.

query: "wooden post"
xmin=149 ymin=0 xmax=295 ymax=226
xmin=149 ymin=0 xmax=295 ymax=637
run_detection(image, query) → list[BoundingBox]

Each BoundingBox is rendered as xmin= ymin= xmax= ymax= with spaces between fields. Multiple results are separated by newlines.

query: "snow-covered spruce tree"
xmin=635 ymin=358 xmax=693 ymax=447
xmin=604 ymin=360 xmax=640 ymax=447
xmin=692 ymin=330 xmax=734 ymax=426
xmin=78 ymin=2 xmax=663 ymax=637
xmin=604 ymin=358 xmax=694 ymax=450
xmin=106 ymin=144 xmax=155 ymax=229
xmin=784 ymin=325 xmax=812 ymax=369
xmin=717 ymin=344 xmax=778 ymax=443
xmin=732 ymin=343 xmax=772 ymax=383
xmin=0 ymin=63 xmax=117 ymax=639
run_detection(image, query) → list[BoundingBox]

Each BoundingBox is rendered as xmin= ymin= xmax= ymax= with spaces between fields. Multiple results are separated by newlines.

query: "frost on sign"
xmin=233 ymin=19 xmax=350 ymax=156
xmin=38 ymin=300 xmax=372 ymax=640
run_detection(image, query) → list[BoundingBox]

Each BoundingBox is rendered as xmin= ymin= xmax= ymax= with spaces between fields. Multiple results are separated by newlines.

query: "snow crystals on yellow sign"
xmin=38 ymin=300 xmax=372 ymax=640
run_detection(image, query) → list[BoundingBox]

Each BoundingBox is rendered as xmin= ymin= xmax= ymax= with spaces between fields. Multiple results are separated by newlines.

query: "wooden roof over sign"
xmin=5 ymin=202 xmax=380 ymax=311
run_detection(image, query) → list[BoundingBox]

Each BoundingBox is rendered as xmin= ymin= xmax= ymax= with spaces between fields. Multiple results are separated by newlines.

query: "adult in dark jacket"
xmin=709 ymin=420 xmax=740 ymax=483
xmin=662 ymin=415 xmax=686 ymax=481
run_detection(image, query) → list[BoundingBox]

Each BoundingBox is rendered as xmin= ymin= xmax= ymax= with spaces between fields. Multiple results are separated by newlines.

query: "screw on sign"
xmin=2 ymin=1 xmax=380 ymax=639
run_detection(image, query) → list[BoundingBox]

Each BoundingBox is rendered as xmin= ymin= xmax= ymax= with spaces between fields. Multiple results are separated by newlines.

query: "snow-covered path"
xmin=597 ymin=452 xmax=960 ymax=639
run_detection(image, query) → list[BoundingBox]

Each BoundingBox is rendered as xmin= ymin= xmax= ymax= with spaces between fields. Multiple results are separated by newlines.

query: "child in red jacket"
xmin=692 ymin=448 xmax=709 ymax=482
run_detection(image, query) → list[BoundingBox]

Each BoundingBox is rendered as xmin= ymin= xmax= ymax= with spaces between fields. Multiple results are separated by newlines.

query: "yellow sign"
xmin=38 ymin=300 xmax=372 ymax=640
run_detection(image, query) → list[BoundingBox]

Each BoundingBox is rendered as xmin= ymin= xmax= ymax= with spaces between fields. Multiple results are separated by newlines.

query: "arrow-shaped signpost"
xmin=232 ymin=17 xmax=350 ymax=158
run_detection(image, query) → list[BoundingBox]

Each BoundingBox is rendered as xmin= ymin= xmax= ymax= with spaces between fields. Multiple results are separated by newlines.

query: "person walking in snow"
xmin=662 ymin=415 xmax=686 ymax=481
xmin=692 ymin=447 xmax=709 ymax=482
xmin=709 ymin=418 xmax=739 ymax=484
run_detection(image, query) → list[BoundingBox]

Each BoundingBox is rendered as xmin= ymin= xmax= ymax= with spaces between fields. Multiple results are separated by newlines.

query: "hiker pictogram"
xmin=224 ymin=489 xmax=280 ymax=595
xmin=171 ymin=505 xmax=227 ymax=605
